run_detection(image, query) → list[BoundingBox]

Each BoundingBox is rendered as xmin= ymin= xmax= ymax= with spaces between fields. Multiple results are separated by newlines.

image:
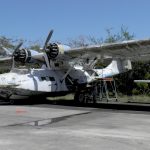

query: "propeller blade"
xmin=1 ymin=47 xmax=12 ymax=56
xmin=43 ymin=30 xmax=53 ymax=50
xmin=13 ymin=42 xmax=23 ymax=55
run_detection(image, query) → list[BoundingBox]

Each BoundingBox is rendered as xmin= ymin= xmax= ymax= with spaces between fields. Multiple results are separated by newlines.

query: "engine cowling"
xmin=45 ymin=43 xmax=71 ymax=59
xmin=45 ymin=43 xmax=59 ymax=59
xmin=13 ymin=48 xmax=31 ymax=63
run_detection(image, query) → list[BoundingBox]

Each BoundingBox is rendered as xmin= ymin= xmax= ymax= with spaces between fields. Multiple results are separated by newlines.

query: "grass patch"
xmin=47 ymin=94 xmax=74 ymax=101
xmin=118 ymin=95 xmax=150 ymax=104
xmin=47 ymin=93 xmax=150 ymax=104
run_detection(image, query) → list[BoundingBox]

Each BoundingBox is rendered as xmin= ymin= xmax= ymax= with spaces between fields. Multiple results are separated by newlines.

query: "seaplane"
xmin=0 ymin=30 xmax=150 ymax=104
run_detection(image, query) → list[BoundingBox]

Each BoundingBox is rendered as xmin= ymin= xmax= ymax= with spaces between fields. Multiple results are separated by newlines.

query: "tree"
xmin=0 ymin=36 xmax=14 ymax=49
xmin=68 ymin=35 xmax=89 ymax=48
xmin=104 ymin=25 xmax=134 ymax=43
xmin=29 ymin=44 xmax=41 ymax=51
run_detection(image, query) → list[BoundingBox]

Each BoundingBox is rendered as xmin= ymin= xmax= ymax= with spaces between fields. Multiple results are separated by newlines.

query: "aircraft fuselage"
xmin=0 ymin=67 xmax=89 ymax=98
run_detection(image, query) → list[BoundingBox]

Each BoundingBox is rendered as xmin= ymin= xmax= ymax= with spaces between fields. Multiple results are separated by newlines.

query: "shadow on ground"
xmin=1 ymin=97 xmax=150 ymax=112
xmin=47 ymin=99 xmax=150 ymax=112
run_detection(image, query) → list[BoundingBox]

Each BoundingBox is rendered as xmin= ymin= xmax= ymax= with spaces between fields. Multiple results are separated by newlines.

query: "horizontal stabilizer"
xmin=94 ymin=59 xmax=132 ymax=78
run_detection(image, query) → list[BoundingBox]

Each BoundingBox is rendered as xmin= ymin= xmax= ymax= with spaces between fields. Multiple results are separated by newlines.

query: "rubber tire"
xmin=74 ymin=92 xmax=85 ymax=104
xmin=9 ymin=99 xmax=15 ymax=105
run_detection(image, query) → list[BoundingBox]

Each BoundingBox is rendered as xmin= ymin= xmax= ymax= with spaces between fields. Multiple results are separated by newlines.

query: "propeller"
xmin=42 ymin=30 xmax=59 ymax=59
xmin=11 ymin=42 xmax=23 ymax=69
xmin=43 ymin=30 xmax=53 ymax=51
xmin=12 ymin=42 xmax=23 ymax=56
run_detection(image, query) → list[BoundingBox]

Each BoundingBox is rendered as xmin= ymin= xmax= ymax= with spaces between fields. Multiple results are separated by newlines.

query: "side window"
xmin=49 ymin=77 xmax=55 ymax=81
xmin=41 ymin=76 xmax=55 ymax=81
xmin=41 ymin=77 xmax=46 ymax=81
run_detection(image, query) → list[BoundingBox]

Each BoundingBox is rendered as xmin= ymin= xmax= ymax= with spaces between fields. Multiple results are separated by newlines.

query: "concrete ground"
xmin=0 ymin=102 xmax=150 ymax=150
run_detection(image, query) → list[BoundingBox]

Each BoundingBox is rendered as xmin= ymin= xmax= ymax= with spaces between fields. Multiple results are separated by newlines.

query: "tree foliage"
xmin=68 ymin=25 xmax=135 ymax=47
xmin=0 ymin=36 xmax=14 ymax=48
xmin=104 ymin=26 xmax=134 ymax=43
xmin=29 ymin=44 xmax=41 ymax=51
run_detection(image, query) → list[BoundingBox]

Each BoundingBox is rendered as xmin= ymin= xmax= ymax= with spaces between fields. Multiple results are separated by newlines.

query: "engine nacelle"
xmin=45 ymin=43 xmax=59 ymax=59
xmin=13 ymin=48 xmax=31 ymax=63
xmin=13 ymin=43 xmax=71 ymax=63
xmin=45 ymin=43 xmax=71 ymax=59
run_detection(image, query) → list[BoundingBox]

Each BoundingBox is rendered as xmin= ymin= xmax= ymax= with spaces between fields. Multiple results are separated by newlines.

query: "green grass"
xmin=47 ymin=94 xmax=150 ymax=104
xmin=46 ymin=94 xmax=74 ymax=101
xmin=118 ymin=95 xmax=150 ymax=104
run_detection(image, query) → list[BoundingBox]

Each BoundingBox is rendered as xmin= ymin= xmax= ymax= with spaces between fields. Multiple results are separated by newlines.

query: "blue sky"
xmin=0 ymin=0 xmax=150 ymax=45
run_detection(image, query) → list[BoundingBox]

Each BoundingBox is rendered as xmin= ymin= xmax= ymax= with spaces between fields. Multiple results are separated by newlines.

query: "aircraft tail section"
xmin=94 ymin=59 xmax=132 ymax=78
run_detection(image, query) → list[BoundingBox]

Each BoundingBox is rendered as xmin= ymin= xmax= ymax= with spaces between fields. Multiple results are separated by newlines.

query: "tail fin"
xmin=94 ymin=59 xmax=132 ymax=78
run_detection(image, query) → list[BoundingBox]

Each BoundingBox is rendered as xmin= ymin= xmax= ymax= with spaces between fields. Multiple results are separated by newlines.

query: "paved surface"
xmin=0 ymin=103 xmax=150 ymax=150
xmin=0 ymin=105 xmax=90 ymax=126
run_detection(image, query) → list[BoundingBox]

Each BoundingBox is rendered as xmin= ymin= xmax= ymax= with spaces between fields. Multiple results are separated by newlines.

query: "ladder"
xmin=97 ymin=78 xmax=118 ymax=102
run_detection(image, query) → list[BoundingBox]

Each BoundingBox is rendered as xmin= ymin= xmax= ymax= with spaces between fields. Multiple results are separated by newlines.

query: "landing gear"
xmin=9 ymin=99 xmax=15 ymax=105
xmin=74 ymin=78 xmax=118 ymax=104
xmin=74 ymin=92 xmax=85 ymax=104
xmin=74 ymin=87 xmax=96 ymax=105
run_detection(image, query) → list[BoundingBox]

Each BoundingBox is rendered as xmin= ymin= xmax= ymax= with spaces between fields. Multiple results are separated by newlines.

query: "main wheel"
xmin=9 ymin=99 xmax=15 ymax=105
xmin=74 ymin=92 xmax=85 ymax=104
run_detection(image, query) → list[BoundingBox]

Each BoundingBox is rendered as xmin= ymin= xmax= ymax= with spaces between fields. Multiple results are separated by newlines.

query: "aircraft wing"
xmin=0 ymin=57 xmax=12 ymax=61
xmin=1 ymin=39 xmax=150 ymax=68
xmin=64 ymin=39 xmax=150 ymax=61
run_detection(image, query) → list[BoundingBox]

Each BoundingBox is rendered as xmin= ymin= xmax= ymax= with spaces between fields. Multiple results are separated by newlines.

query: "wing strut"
xmin=60 ymin=67 xmax=73 ymax=83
